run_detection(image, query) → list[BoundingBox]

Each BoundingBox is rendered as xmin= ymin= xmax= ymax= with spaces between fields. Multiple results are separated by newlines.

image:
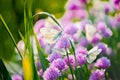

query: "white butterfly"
xmin=40 ymin=27 xmax=62 ymax=44
xmin=85 ymin=24 xmax=96 ymax=42
xmin=86 ymin=46 xmax=102 ymax=63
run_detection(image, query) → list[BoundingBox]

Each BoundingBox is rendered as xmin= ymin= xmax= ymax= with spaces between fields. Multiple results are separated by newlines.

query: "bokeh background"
xmin=0 ymin=0 xmax=67 ymax=60
xmin=0 ymin=0 xmax=120 ymax=80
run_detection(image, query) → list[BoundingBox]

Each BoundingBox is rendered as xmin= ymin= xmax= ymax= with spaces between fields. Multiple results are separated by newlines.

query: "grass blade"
xmin=33 ymin=31 xmax=49 ymax=71
xmin=0 ymin=59 xmax=12 ymax=80
xmin=0 ymin=14 xmax=23 ymax=59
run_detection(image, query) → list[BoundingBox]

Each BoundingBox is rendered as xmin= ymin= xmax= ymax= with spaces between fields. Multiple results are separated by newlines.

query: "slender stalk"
xmin=60 ymin=70 xmax=64 ymax=80
xmin=69 ymin=40 xmax=78 ymax=78
xmin=0 ymin=14 xmax=23 ymax=59
xmin=65 ymin=50 xmax=75 ymax=80
xmin=33 ymin=12 xmax=64 ymax=31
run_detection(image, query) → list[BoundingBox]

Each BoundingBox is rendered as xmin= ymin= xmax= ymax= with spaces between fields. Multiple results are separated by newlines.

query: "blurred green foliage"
xmin=0 ymin=0 xmax=67 ymax=60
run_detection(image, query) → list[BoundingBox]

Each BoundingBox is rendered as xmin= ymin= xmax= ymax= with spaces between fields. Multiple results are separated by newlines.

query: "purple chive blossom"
xmin=106 ymin=47 xmax=113 ymax=55
xmin=89 ymin=70 xmax=105 ymax=80
xmin=38 ymin=36 xmax=46 ymax=48
xmin=88 ymin=63 xmax=94 ymax=70
xmin=96 ymin=22 xmax=107 ymax=32
xmin=65 ymin=0 xmax=80 ymax=10
xmin=16 ymin=40 xmax=25 ymax=54
xmin=12 ymin=74 xmax=23 ymax=80
xmin=64 ymin=23 xmax=78 ymax=35
xmin=113 ymin=0 xmax=120 ymax=10
xmin=97 ymin=42 xmax=108 ymax=54
xmin=51 ymin=58 xmax=66 ymax=70
xmin=91 ymin=33 xmax=102 ymax=44
xmin=38 ymin=69 xmax=43 ymax=76
xmin=109 ymin=18 xmax=118 ymax=28
xmin=61 ymin=11 xmax=74 ymax=24
xmin=43 ymin=67 xmax=60 ymax=80
xmin=64 ymin=55 xmax=76 ymax=69
xmin=76 ymin=54 xmax=86 ymax=67
xmin=75 ymin=46 xmax=87 ymax=55
xmin=34 ymin=19 xmax=45 ymax=33
xmin=57 ymin=36 xmax=70 ymax=49
xmin=75 ymin=9 xmax=87 ymax=19
xmin=68 ymin=74 xmax=73 ymax=80
xmin=117 ymin=14 xmax=120 ymax=22
xmin=104 ymin=4 xmax=111 ymax=14
xmin=79 ymin=37 xmax=89 ymax=47
xmin=79 ymin=0 xmax=87 ymax=4
xmin=95 ymin=57 xmax=110 ymax=69
xmin=102 ymin=28 xmax=113 ymax=38
xmin=47 ymin=52 xmax=62 ymax=62
xmin=71 ymin=34 xmax=79 ymax=42
xmin=36 ymin=61 xmax=41 ymax=70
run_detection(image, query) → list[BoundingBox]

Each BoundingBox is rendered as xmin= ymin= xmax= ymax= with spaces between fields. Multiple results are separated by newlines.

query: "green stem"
xmin=105 ymin=70 xmax=108 ymax=80
xmin=69 ymin=40 xmax=78 ymax=78
xmin=65 ymin=50 xmax=75 ymax=80
xmin=0 ymin=14 xmax=23 ymax=59
xmin=33 ymin=12 xmax=64 ymax=31
xmin=60 ymin=70 xmax=64 ymax=80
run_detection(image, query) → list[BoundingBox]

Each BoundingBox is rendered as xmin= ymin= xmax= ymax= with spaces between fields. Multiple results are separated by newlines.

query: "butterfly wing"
xmin=85 ymin=24 xmax=96 ymax=42
xmin=87 ymin=53 xmax=97 ymax=63
xmin=87 ymin=47 xmax=102 ymax=63
xmin=40 ymin=28 xmax=61 ymax=44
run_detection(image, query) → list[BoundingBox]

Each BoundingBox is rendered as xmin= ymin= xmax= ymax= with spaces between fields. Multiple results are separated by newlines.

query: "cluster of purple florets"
xmin=13 ymin=0 xmax=120 ymax=80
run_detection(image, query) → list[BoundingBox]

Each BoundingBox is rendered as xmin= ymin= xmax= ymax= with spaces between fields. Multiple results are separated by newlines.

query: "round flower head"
xmin=43 ymin=67 xmax=60 ymax=80
xmin=64 ymin=55 xmax=76 ymax=69
xmin=12 ymin=74 xmax=23 ymax=80
xmin=113 ymin=0 xmax=120 ymax=10
xmin=34 ymin=19 xmax=45 ymax=33
xmin=91 ymin=33 xmax=102 ymax=44
xmin=97 ymin=42 xmax=108 ymax=54
xmin=117 ymin=14 xmax=120 ymax=22
xmin=79 ymin=37 xmax=88 ymax=47
xmin=95 ymin=57 xmax=110 ymax=69
xmin=89 ymin=69 xmax=105 ymax=80
xmin=61 ymin=11 xmax=74 ymax=24
xmin=96 ymin=22 xmax=106 ymax=32
xmin=64 ymin=23 xmax=78 ymax=35
xmin=38 ymin=69 xmax=43 ymax=76
xmin=57 ymin=36 xmax=70 ymax=49
xmin=38 ymin=36 xmax=46 ymax=48
xmin=106 ymin=47 xmax=113 ymax=55
xmin=65 ymin=0 xmax=80 ymax=10
xmin=51 ymin=58 xmax=66 ymax=70
xmin=36 ymin=61 xmax=41 ymax=70
xmin=75 ymin=46 xmax=87 ymax=55
xmin=16 ymin=40 xmax=25 ymax=54
xmin=75 ymin=9 xmax=87 ymax=19
xmin=104 ymin=4 xmax=111 ymax=14
xmin=79 ymin=0 xmax=87 ymax=4
xmin=102 ymin=28 xmax=113 ymax=38
xmin=76 ymin=53 xmax=86 ymax=67
xmin=47 ymin=52 xmax=62 ymax=62
xmin=109 ymin=18 xmax=118 ymax=28
xmin=68 ymin=74 xmax=73 ymax=80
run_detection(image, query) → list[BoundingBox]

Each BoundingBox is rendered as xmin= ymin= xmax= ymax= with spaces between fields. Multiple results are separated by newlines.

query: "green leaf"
xmin=33 ymin=31 xmax=49 ymax=71
xmin=0 ymin=14 xmax=23 ymax=59
xmin=0 ymin=59 xmax=11 ymax=80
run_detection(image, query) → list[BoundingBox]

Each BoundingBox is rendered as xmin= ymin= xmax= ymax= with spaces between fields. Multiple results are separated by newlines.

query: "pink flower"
xmin=95 ymin=57 xmax=110 ymax=69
